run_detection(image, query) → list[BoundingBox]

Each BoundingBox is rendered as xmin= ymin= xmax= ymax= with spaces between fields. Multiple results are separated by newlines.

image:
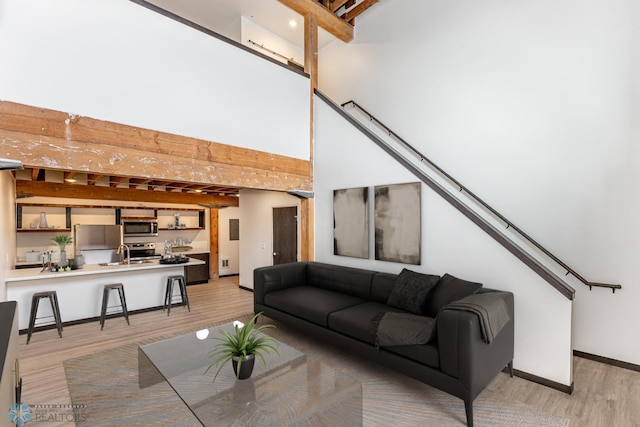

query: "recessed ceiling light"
xmin=289 ymin=19 xmax=297 ymax=28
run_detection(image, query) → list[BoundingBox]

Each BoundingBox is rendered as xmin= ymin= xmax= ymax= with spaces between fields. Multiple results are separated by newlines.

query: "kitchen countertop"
xmin=5 ymin=258 xmax=204 ymax=282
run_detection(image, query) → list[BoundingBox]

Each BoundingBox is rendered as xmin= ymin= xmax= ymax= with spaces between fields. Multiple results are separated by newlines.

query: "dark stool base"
xmin=27 ymin=291 xmax=63 ymax=344
xmin=100 ymin=283 xmax=130 ymax=330
xmin=163 ymin=275 xmax=190 ymax=316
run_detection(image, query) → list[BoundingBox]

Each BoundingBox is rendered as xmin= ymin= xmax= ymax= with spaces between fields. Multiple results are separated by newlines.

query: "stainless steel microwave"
xmin=122 ymin=220 xmax=158 ymax=237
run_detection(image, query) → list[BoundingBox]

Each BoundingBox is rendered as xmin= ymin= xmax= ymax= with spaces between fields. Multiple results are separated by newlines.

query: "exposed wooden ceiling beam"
xmin=278 ymin=0 xmax=353 ymax=43
xmin=331 ymin=0 xmax=349 ymax=12
xmin=109 ymin=176 xmax=129 ymax=188
xmin=87 ymin=174 xmax=102 ymax=186
xmin=341 ymin=0 xmax=379 ymax=21
xmin=2 ymin=101 xmax=312 ymax=198
xmin=129 ymin=177 xmax=153 ymax=186
xmin=16 ymin=180 xmax=239 ymax=207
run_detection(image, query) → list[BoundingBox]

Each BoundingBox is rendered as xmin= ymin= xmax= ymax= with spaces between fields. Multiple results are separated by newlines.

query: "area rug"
xmin=64 ymin=314 xmax=569 ymax=426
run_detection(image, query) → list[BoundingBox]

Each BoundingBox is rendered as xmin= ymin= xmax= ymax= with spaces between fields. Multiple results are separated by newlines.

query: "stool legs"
xmin=164 ymin=275 xmax=190 ymax=316
xmin=100 ymin=284 xmax=130 ymax=330
xmin=26 ymin=296 xmax=41 ymax=345
xmin=27 ymin=291 xmax=63 ymax=344
xmin=117 ymin=286 xmax=130 ymax=325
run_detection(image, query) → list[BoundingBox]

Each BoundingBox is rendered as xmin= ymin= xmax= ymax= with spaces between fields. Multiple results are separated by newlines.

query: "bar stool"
xmin=163 ymin=275 xmax=190 ymax=316
xmin=27 ymin=290 xmax=63 ymax=344
xmin=100 ymin=283 xmax=130 ymax=330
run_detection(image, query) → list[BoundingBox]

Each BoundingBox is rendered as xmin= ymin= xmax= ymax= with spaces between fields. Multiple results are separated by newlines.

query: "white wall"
xmin=241 ymin=17 xmax=304 ymax=67
xmin=238 ymin=189 xmax=300 ymax=289
xmin=218 ymin=207 xmax=240 ymax=276
xmin=318 ymin=0 xmax=639 ymax=367
xmin=314 ymin=98 xmax=573 ymax=385
xmin=0 ymin=0 xmax=310 ymax=160
xmin=0 ymin=172 xmax=17 ymax=301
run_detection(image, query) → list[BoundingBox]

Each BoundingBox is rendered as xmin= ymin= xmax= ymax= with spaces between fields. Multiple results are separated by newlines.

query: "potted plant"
xmin=51 ymin=234 xmax=73 ymax=267
xmin=205 ymin=312 xmax=279 ymax=381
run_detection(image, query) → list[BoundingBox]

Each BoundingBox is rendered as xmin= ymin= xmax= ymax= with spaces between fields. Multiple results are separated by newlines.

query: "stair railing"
xmin=318 ymin=92 xmax=620 ymax=296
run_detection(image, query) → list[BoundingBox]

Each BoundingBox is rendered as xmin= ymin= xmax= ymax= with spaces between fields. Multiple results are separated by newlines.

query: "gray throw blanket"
xmin=444 ymin=293 xmax=510 ymax=344
xmin=371 ymin=312 xmax=436 ymax=347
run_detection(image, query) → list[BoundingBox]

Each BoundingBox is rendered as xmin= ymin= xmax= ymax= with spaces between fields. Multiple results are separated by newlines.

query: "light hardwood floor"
xmin=18 ymin=277 xmax=640 ymax=426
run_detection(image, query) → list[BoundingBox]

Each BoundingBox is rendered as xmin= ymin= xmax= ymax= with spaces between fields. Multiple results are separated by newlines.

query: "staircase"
xmin=315 ymin=90 xmax=621 ymax=299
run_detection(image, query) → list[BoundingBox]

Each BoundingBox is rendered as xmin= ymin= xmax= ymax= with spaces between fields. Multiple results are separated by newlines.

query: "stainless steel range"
xmin=128 ymin=242 xmax=159 ymax=260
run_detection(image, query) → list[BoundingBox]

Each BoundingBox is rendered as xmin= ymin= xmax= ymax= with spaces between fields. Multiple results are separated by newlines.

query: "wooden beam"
xmin=15 ymin=180 xmax=240 ymax=207
xmin=300 ymin=198 xmax=314 ymax=261
xmin=209 ymin=208 xmax=219 ymax=280
xmin=278 ymin=0 xmax=353 ymax=43
xmin=0 ymin=101 xmax=310 ymax=179
xmin=0 ymin=127 xmax=312 ymax=193
xmin=331 ymin=0 xmax=349 ymax=12
xmin=342 ymin=0 xmax=379 ymax=21
xmin=87 ymin=174 xmax=103 ymax=185
xmin=31 ymin=168 xmax=39 ymax=181
xmin=109 ymin=176 xmax=129 ymax=188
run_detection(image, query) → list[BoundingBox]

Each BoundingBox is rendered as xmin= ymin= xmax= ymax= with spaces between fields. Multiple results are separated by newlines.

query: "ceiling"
xmin=145 ymin=0 xmax=334 ymax=48
xmin=144 ymin=0 xmax=381 ymax=49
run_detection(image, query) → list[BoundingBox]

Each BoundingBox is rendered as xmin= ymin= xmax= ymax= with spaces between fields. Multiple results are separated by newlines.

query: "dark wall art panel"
xmin=374 ymin=182 xmax=421 ymax=264
xmin=333 ymin=187 xmax=369 ymax=259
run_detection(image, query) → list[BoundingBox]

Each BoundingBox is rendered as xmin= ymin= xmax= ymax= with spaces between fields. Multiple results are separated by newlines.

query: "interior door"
xmin=272 ymin=206 xmax=297 ymax=265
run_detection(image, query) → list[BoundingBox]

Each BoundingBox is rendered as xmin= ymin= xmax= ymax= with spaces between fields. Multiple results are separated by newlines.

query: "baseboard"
xmin=219 ymin=273 xmax=239 ymax=278
xmin=503 ymin=367 xmax=574 ymax=394
xmin=239 ymin=285 xmax=254 ymax=292
xmin=574 ymin=350 xmax=640 ymax=373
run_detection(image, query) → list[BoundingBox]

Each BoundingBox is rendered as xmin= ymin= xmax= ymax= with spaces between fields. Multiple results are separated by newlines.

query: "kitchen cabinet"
xmin=185 ymin=253 xmax=209 ymax=285
xmin=16 ymin=203 xmax=205 ymax=231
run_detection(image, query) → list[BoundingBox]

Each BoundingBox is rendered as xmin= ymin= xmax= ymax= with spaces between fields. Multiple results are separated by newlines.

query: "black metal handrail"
xmin=336 ymin=97 xmax=620 ymax=295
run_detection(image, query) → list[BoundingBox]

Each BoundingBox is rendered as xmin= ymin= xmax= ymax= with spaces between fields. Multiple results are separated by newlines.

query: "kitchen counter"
xmin=5 ymin=258 xmax=202 ymax=282
xmin=5 ymin=258 xmax=205 ymax=330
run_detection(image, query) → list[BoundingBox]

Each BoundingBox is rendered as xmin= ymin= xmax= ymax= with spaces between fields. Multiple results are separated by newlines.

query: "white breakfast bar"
xmin=4 ymin=258 xmax=205 ymax=330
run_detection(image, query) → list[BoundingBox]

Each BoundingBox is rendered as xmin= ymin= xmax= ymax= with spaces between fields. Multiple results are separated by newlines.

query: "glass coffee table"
xmin=138 ymin=322 xmax=362 ymax=426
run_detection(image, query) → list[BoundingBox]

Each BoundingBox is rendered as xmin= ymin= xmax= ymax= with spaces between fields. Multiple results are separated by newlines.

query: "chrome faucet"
xmin=117 ymin=244 xmax=130 ymax=264
xmin=40 ymin=250 xmax=53 ymax=272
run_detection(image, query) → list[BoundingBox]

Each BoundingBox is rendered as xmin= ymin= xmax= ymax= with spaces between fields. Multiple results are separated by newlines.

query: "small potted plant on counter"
xmin=205 ymin=312 xmax=279 ymax=381
xmin=51 ymin=234 xmax=73 ymax=268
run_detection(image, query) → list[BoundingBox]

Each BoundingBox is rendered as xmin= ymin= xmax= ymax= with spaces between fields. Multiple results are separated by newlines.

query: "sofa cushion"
xmin=307 ymin=262 xmax=375 ymax=299
xmin=328 ymin=301 xmax=407 ymax=345
xmin=370 ymin=273 xmax=397 ymax=303
xmin=424 ymin=273 xmax=483 ymax=317
xmin=386 ymin=268 xmax=440 ymax=314
xmin=264 ymin=286 xmax=365 ymax=327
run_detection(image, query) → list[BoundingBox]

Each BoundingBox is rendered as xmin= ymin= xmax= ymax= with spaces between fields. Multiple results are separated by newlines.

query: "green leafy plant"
xmin=205 ymin=312 xmax=279 ymax=381
xmin=51 ymin=234 xmax=73 ymax=252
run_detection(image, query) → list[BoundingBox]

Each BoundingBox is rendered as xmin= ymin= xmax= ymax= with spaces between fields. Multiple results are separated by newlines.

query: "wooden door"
xmin=273 ymin=206 xmax=297 ymax=265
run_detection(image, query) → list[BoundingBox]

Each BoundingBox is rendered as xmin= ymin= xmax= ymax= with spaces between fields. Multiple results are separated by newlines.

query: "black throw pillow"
xmin=424 ymin=273 xmax=483 ymax=317
xmin=387 ymin=268 xmax=440 ymax=314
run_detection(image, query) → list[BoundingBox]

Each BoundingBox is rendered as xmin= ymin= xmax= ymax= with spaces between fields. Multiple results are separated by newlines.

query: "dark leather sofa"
xmin=254 ymin=261 xmax=514 ymax=427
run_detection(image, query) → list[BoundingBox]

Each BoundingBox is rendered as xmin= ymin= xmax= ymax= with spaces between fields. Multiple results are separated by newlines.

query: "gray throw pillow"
xmin=387 ymin=268 xmax=440 ymax=314
xmin=424 ymin=273 xmax=483 ymax=317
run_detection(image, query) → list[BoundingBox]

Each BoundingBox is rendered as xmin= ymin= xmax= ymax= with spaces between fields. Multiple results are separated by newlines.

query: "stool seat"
xmin=163 ymin=275 xmax=190 ymax=316
xmin=100 ymin=283 xmax=130 ymax=330
xmin=27 ymin=290 xmax=63 ymax=344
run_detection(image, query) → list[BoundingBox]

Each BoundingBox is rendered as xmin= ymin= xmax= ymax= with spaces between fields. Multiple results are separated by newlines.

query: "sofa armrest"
xmin=437 ymin=291 xmax=514 ymax=397
xmin=254 ymin=262 xmax=308 ymax=305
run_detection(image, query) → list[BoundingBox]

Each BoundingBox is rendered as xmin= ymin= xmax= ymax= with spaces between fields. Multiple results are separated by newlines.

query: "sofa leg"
xmin=465 ymin=400 xmax=473 ymax=427
xmin=508 ymin=360 xmax=514 ymax=378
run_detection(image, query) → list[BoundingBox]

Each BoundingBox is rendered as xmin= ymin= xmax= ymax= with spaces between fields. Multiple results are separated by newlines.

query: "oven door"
xmin=122 ymin=220 xmax=158 ymax=237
